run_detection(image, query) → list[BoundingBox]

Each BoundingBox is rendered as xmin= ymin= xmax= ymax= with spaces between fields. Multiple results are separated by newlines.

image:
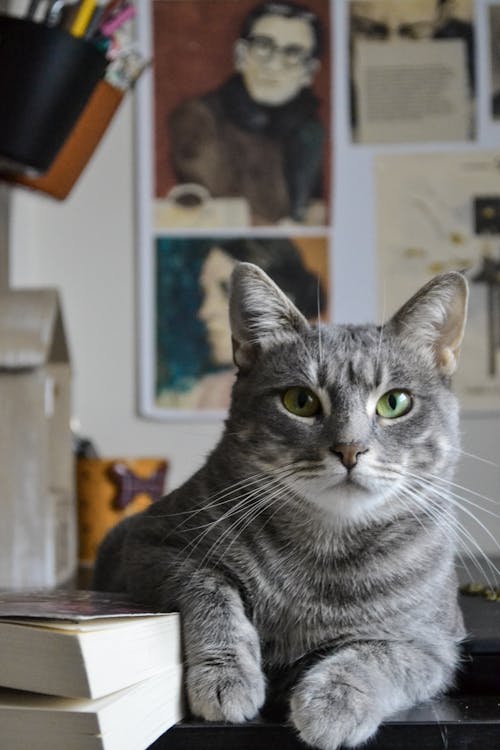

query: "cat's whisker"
xmin=242 ymin=482 xmax=307 ymax=558
xmin=183 ymin=481 xmax=283 ymax=559
xmin=200 ymin=481 xmax=294 ymax=569
xmin=375 ymin=278 xmax=387 ymax=376
xmin=414 ymin=469 xmax=500 ymax=507
xmin=183 ymin=468 xmax=297 ymax=565
xmin=450 ymin=444 xmax=500 ymax=469
xmin=184 ymin=465 xmax=297 ymax=516
xmin=443 ymin=488 xmax=500 ymax=521
xmin=151 ymin=471 xmax=276 ymax=526
xmin=406 ymin=473 xmax=500 ymax=544
xmin=398 ymin=485 xmax=497 ymax=589
xmin=316 ymin=277 xmax=323 ymax=367
xmin=163 ymin=464 xmax=297 ymax=541
xmin=411 ymin=475 xmax=500 ymax=522
xmin=407 ymin=486 xmax=500 ymax=587
xmin=222 ymin=476 xmax=306 ymax=559
xmin=369 ymin=462 xmax=408 ymax=482
xmin=394 ymin=489 xmax=433 ymax=535
xmin=397 ymin=484 xmax=451 ymax=529
xmin=429 ymin=702 xmax=449 ymax=750
xmin=374 ymin=323 xmax=385 ymax=377
xmin=397 ymin=484 xmax=468 ymax=565
xmin=397 ymin=481 xmax=479 ymax=549
xmin=178 ymin=479 xmax=278 ymax=555
xmin=209 ymin=489 xmax=293 ymax=568
xmin=450 ymin=544 xmax=475 ymax=586
xmin=429 ymin=490 xmax=500 ymax=557
xmin=408 ymin=479 xmax=500 ymax=552
xmin=390 ymin=471 xmax=500 ymax=554
xmin=164 ymin=474 xmax=270 ymax=518
xmin=424 ymin=501 xmax=500 ymax=589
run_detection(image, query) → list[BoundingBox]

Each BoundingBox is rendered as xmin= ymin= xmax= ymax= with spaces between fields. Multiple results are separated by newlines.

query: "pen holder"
xmin=0 ymin=15 xmax=107 ymax=173
xmin=1 ymin=80 xmax=125 ymax=199
xmin=76 ymin=457 xmax=169 ymax=566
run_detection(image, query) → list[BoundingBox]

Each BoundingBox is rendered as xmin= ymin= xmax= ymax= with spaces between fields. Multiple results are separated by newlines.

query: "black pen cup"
xmin=0 ymin=15 xmax=107 ymax=173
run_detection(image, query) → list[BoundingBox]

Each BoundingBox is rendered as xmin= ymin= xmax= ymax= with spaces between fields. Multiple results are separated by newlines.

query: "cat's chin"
xmin=308 ymin=478 xmax=394 ymax=525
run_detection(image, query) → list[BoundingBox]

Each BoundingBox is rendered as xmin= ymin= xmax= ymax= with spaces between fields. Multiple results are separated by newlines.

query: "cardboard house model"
xmin=0 ymin=288 xmax=76 ymax=589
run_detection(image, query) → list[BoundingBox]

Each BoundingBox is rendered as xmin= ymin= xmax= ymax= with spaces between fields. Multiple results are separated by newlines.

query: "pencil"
xmin=70 ymin=0 xmax=97 ymax=37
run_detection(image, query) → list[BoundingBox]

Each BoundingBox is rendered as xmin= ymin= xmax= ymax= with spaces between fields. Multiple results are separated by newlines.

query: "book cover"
xmin=0 ymin=590 xmax=182 ymax=699
xmin=0 ymin=589 xmax=168 ymax=621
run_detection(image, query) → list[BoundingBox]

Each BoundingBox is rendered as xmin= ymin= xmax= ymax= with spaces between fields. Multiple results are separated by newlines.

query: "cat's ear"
xmin=229 ymin=262 xmax=309 ymax=371
xmin=388 ymin=272 xmax=468 ymax=376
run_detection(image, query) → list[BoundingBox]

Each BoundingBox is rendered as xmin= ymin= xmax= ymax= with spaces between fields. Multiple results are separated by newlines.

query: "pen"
xmin=70 ymin=0 xmax=97 ymax=37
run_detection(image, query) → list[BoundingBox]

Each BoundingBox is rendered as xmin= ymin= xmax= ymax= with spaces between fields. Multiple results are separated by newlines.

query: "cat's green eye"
xmin=376 ymin=390 xmax=412 ymax=419
xmin=282 ymin=387 xmax=321 ymax=418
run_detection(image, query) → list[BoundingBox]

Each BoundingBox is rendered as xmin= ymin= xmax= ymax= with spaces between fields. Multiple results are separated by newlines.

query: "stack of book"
xmin=0 ymin=590 xmax=184 ymax=750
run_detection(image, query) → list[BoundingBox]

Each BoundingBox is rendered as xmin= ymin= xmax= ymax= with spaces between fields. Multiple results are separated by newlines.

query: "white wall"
xmin=9 ymin=0 xmax=499 ymax=562
xmin=10 ymin=96 xmax=221 ymax=488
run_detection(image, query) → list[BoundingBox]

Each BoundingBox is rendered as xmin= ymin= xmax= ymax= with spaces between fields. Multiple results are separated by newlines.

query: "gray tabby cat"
xmin=93 ymin=263 xmax=468 ymax=750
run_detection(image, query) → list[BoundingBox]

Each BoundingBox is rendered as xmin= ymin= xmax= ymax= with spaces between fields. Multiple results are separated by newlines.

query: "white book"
xmin=0 ymin=665 xmax=185 ymax=750
xmin=0 ymin=590 xmax=182 ymax=699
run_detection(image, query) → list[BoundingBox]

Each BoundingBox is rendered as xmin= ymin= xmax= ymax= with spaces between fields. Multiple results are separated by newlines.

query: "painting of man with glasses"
xmin=152 ymin=0 xmax=330 ymax=227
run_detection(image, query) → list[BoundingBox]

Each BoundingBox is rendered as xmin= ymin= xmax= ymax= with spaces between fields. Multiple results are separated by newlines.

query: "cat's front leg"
xmin=180 ymin=571 xmax=265 ymax=722
xmin=290 ymin=638 xmax=458 ymax=750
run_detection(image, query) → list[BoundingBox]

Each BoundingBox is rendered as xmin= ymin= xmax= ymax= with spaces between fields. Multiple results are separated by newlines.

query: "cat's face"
xmin=227 ymin=264 xmax=468 ymax=525
xmin=228 ymin=323 xmax=459 ymax=523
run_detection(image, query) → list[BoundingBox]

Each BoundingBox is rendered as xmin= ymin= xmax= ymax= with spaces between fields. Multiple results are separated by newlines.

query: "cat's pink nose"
xmin=331 ymin=443 xmax=368 ymax=470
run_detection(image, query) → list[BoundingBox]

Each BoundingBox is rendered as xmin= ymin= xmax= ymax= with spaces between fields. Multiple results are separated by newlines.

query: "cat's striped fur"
xmin=94 ymin=264 xmax=468 ymax=749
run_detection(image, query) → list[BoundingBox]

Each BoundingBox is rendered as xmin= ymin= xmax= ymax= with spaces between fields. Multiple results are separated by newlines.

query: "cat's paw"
xmin=290 ymin=660 xmax=382 ymax=750
xmin=187 ymin=658 xmax=266 ymax=722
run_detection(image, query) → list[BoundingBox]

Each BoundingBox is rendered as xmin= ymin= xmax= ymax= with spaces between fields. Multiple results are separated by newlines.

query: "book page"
xmin=354 ymin=40 xmax=469 ymax=143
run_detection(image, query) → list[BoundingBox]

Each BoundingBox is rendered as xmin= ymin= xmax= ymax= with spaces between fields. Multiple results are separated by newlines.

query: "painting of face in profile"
xmin=154 ymin=236 xmax=329 ymax=415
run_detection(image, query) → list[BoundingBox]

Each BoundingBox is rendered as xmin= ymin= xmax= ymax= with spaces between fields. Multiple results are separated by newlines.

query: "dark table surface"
xmin=150 ymin=589 xmax=500 ymax=750
xmin=151 ymin=694 xmax=500 ymax=750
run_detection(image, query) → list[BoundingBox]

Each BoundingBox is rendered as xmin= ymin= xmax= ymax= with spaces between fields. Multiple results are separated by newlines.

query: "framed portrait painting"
xmin=140 ymin=0 xmax=332 ymax=230
xmin=141 ymin=235 xmax=330 ymax=418
xmin=136 ymin=1 xmax=334 ymax=419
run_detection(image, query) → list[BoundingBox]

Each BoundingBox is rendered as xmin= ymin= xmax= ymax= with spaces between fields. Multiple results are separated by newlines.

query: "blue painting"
xmin=155 ymin=235 xmax=329 ymax=412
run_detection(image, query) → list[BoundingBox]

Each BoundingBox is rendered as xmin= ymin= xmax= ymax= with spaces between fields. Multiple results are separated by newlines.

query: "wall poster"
xmin=349 ymin=0 xmax=476 ymax=143
xmin=375 ymin=150 xmax=500 ymax=413
xmin=136 ymin=0 xmax=333 ymax=419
